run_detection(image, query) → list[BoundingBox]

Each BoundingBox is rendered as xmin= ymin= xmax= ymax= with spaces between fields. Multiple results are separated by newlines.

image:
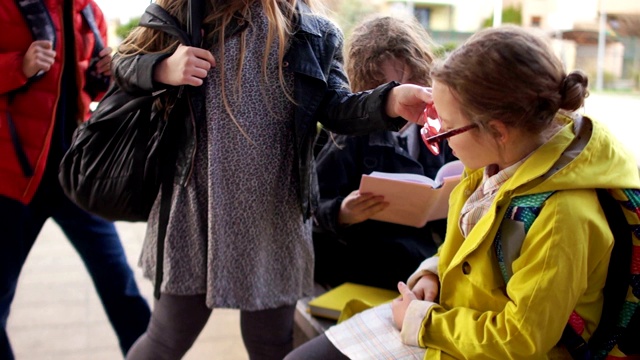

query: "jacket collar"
xmin=285 ymin=0 xmax=331 ymax=83
xmin=368 ymin=125 xmax=427 ymax=161
xmin=293 ymin=0 xmax=322 ymax=37
xmin=507 ymin=113 xmax=588 ymax=194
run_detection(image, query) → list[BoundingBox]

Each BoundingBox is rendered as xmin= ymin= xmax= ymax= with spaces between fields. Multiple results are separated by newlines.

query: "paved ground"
xmin=6 ymin=221 xmax=249 ymax=360
xmin=5 ymin=92 xmax=639 ymax=360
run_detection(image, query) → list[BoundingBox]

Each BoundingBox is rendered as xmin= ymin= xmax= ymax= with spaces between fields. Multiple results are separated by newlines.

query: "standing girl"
xmin=113 ymin=0 xmax=432 ymax=359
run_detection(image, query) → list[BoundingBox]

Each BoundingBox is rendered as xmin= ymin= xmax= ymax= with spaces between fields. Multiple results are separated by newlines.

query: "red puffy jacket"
xmin=0 ymin=0 xmax=108 ymax=204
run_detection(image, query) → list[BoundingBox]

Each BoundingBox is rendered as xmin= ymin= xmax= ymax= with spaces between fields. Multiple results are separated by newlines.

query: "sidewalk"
xmin=6 ymin=220 xmax=249 ymax=360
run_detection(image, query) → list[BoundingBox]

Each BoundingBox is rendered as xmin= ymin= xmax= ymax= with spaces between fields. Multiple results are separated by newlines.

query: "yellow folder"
xmin=307 ymin=282 xmax=399 ymax=321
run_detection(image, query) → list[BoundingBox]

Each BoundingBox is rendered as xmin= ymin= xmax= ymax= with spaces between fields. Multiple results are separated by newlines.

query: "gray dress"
xmin=140 ymin=2 xmax=314 ymax=311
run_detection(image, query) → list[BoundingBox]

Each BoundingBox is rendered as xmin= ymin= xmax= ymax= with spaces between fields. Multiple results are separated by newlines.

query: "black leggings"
xmin=126 ymin=293 xmax=295 ymax=360
xmin=284 ymin=334 xmax=349 ymax=360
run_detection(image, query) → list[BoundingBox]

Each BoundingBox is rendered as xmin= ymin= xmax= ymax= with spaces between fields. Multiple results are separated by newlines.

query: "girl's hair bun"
xmin=560 ymin=70 xmax=589 ymax=111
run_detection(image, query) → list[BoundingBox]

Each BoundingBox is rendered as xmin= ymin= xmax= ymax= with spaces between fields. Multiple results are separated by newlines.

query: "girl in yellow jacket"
xmin=285 ymin=25 xmax=640 ymax=359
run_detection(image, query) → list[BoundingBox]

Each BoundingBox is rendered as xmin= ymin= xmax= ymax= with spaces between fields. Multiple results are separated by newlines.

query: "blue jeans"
xmin=0 ymin=169 xmax=151 ymax=359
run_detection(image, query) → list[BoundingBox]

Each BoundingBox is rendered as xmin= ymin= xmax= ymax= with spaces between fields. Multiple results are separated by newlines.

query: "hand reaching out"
xmin=22 ymin=40 xmax=56 ymax=78
xmin=154 ymin=44 xmax=216 ymax=86
xmin=337 ymin=190 xmax=388 ymax=226
xmin=385 ymin=84 xmax=435 ymax=125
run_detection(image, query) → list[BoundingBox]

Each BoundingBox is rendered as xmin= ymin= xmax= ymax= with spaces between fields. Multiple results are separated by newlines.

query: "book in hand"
xmin=308 ymin=282 xmax=399 ymax=321
xmin=358 ymin=160 xmax=464 ymax=228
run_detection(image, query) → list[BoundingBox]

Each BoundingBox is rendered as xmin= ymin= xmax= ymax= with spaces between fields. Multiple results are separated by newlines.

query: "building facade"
xmin=380 ymin=0 xmax=639 ymax=87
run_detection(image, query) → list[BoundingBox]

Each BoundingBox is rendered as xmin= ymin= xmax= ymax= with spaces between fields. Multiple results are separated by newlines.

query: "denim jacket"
xmin=113 ymin=1 xmax=406 ymax=219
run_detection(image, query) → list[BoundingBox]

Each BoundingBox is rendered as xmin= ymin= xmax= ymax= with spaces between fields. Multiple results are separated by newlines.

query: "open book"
xmin=358 ymin=160 xmax=464 ymax=227
xmin=308 ymin=282 xmax=398 ymax=321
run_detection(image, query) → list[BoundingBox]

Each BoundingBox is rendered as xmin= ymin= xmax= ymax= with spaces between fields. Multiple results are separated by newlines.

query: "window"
xmin=415 ymin=7 xmax=431 ymax=29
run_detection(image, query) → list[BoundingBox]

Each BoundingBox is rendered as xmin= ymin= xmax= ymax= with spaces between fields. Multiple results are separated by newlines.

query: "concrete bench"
xmin=293 ymin=296 xmax=336 ymax=347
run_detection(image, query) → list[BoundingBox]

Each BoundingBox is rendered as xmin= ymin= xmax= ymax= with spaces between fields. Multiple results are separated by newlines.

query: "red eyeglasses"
xmin=420 ymin=104 xmax=477 ymax=155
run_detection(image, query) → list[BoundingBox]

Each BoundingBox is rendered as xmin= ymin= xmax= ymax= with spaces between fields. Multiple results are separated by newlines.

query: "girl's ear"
xmin=486 ymin=119 xmax=510 ymax=145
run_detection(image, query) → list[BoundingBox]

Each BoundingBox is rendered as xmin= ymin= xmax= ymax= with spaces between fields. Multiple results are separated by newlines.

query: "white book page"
xmin=434 ymin=160 xmax=464 ymax=186
xmin=367 ymin=172 xmax=437 ymax=188
xmin=358 ymin=160 xmax=465 ymax=227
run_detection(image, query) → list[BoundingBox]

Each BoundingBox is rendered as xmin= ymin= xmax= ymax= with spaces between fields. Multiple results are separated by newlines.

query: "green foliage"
xmin=482 ymin=6 xmax=522 ymax=28
xmin=432 ymin=42 xmax=458 ymax=59
xmin=329 ymin=0 xmax=381 ymax=38
xmin=116 ymin=17 xmax=140 ymax=40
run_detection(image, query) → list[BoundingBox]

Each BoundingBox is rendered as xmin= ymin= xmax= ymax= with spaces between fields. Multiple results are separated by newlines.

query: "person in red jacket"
xmin=0 ymin=0 xmax=150 ymax=358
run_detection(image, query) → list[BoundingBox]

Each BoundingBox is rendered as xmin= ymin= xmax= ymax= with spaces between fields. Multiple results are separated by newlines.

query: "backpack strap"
xmin=588 ymin=189 xmax=634 ymax=358
xmin=5 ymin=111 xmax=34 ymax=177
xmin=14 ymin=0 xmax=56 ymax=82
xmin=495 ymin=191 xmax=555 ymax=282
xmin=136 ymin=0 xmax=205 ymax=300
xmin=80 ymin=4 xmax=105 ymax=54
xmin=139 ymin=3 xmax=249 ymax=49
xmin=140 ymin=4 xmax=193 ymax=46
xmin=188 ymin=0 xmax=205 ymax=46
xmin=495 ymin=191 xmax=592 ymax=359
xmin=80 ymin=4 xmax=110 ymax=98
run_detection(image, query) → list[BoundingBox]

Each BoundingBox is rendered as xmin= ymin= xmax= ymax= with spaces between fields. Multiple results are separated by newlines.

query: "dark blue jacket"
xmin=113 ymin=1 xmax=406 ymax=219
xmin=313 ymin=126 xmax=457 ymax=289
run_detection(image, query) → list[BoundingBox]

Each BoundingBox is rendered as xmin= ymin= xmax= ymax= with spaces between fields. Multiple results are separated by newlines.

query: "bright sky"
xmin=94 ymin=0 xmax=151 ymax=22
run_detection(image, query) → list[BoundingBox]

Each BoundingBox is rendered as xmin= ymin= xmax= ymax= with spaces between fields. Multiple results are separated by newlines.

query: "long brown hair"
xmin=118 ymin=0 xmax=327 ymax=137
xmin=431 ymin=25 xmax=588 ymax=135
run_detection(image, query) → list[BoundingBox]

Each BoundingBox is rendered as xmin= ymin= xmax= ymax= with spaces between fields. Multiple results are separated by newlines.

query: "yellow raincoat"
xmin=401 ymin=114 xmax=640 ymax=359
